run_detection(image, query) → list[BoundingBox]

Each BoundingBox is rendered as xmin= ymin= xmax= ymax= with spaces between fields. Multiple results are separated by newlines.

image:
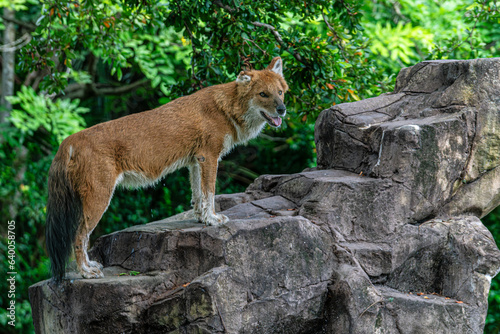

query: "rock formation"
xmin=30 ymin=58 xmax=500 ymax=333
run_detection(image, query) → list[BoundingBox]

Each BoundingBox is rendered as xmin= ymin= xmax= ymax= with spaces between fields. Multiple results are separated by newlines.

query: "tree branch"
xmin=210 ymin=3 xmax=308 ymax=67
xmin=213 ymin=0 xmax=236 ymax=13
xmin=251 ymin=21 xmax=308 ymax=67
xmin=87 ymin=53 xmax=98 ymax=81
xmin=61 ymin=78 xmax=150 ymax=100
xmin=0 ymin=33 xmax=31 ymax=52
xmin=174 ymin=0 xmax=199 ymax=83
xmin=96 ymin=78 xmax=150 ymax=95
xmin=321 ymin=12 xmax=337 ymax=39
xmin=1 ymin=16 xmax=36 ymax=31
xmin=242 ymin=37 xmax=267 ymax=56
xmin=321 ymin=11 xmax=348 ymax=61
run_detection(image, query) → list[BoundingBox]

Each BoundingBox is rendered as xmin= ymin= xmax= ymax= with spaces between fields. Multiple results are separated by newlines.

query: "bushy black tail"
xmin=45 ymin=159 xmax=82 ymax=282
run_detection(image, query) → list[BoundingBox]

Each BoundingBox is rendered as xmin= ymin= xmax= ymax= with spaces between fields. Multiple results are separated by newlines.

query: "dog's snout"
xmin=277 ymin=105 xmax=286 ymax=116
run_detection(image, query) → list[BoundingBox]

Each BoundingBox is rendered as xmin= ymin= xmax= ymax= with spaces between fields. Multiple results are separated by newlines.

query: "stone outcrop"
xmin=30 ymin=58 xmax=500 ymax=333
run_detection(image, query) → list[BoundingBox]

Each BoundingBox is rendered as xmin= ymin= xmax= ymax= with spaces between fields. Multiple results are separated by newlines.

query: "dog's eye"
xmin=260 ymin=92 xmax=268 ymax=98
xmin=278 ymin=90 xmax=282 ymax=95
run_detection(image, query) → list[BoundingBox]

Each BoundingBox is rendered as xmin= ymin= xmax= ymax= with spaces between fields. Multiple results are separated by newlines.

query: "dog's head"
xmin=236 ymin=57 xmax=289 ymax=128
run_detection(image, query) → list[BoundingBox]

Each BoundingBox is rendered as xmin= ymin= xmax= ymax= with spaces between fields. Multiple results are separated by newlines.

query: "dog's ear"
xmin=266 ymin=57 xmax=283 ymax=77
xmin=236 ymin=71 xmax=252 ymax=85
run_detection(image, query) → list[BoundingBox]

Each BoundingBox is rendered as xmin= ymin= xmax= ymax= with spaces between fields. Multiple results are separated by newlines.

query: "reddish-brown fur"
xmin=46 ymin=57 xmax=288 ymax=280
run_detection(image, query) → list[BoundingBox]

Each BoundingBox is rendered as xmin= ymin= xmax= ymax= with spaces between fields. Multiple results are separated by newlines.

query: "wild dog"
xmin=46 ymin=57 xmax=288 ymax=280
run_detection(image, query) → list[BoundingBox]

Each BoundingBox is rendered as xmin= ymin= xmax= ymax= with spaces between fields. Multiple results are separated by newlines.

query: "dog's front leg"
xmin=195 ymin=156 xmax=228 ymax=226
xmin=189 ymin=163 xmax=203 ymax=218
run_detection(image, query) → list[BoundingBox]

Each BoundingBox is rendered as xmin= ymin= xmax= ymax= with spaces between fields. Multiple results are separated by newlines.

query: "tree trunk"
xmin=1 ymin=8 xmax=15 ymax=122
xmin=1 ymin=8 xmax=26 ymax=220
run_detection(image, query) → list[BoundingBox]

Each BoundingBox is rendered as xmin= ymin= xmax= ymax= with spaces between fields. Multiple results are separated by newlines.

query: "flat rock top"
xmin=119 ymin=219 xmax=204 ymax=233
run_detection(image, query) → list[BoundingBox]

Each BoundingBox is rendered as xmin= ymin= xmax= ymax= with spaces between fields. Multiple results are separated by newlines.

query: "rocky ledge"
xmin=30 ymin=58 xmax=500 ymax=333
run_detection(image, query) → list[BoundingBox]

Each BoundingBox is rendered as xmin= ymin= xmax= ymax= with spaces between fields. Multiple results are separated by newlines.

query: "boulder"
xmin=315 ymin=58 xmax=500 ymax=220
xmin=30 ymin=59 xmax=500 ymax=333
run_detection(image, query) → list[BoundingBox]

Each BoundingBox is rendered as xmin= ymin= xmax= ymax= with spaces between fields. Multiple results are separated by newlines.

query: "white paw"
xmin=89 ymin=260 xmax=104 ymax=271
xmin=203 ymin=213 xmax=229 ymax=226
xmin=80 ymin=264 xmax=104 ymax=279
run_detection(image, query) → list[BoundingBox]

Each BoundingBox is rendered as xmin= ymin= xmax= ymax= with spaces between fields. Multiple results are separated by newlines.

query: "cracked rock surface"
xmin=30 ymin=59 xmax=500 ymax=333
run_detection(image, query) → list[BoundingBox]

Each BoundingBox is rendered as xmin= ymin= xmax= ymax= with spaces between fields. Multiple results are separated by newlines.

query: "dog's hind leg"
xmin=74 ymin=169 xmax=120 ymax=279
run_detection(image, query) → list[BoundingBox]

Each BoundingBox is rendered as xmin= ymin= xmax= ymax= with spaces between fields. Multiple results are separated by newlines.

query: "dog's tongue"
xmin=272 ymin=116 xmax=282 ymax=127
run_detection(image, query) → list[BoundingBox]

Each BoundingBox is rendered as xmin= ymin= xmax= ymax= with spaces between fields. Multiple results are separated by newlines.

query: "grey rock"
xmin=32 ymin=217 xmax=334 ymax=334
xmin=30 ymin=59 xmax=500 ymax=333
xmin=315 ymin=58 xmax=500 ymax=220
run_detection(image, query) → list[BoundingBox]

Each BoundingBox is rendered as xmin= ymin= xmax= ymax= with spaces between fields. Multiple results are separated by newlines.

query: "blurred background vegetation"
xmin=1 ymin=0 xmax=500 ymax=332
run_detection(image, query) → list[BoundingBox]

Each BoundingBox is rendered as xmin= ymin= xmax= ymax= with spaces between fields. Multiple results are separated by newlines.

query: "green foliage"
xmin=0 ymin=0 xmax=37 ymax=11
xmin=17 ymin=0 xmax=387 ymax=117
xmin=368 ymin=21 xmax=434 ymax=66
xmin=484 ymin=207 xmax=500 ymax=333
xmin=119 ymin=271 xmax=140 ymax=276
xmin=362 ymin=0 xmax=500 ymax=75
xmin=6 ymin=86 xmax=88 ymax=146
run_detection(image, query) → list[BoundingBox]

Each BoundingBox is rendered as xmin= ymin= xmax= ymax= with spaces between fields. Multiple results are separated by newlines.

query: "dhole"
xmin=46 ymin=57 xmax=288 ymax=280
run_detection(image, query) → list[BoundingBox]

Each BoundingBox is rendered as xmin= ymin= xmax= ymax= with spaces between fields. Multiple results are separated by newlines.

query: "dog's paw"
xmin=79 ymin=264 xmax=104 ymax=279
xmin=89 ymin=260 xmax=104 ymax=271
xmin=204 ymin=213 xmax=229 ymax=226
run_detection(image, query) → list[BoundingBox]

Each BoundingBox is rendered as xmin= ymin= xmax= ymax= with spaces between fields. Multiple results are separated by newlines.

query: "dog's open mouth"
xmin=260 ymin=111 xmax=282 ymax=127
